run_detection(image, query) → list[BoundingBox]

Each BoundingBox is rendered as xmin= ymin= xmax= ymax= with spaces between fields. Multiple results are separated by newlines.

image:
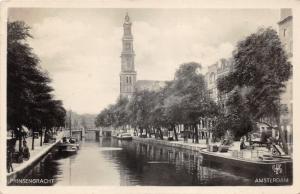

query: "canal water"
xmin=14 ymin=137 xmax=255 ymax=186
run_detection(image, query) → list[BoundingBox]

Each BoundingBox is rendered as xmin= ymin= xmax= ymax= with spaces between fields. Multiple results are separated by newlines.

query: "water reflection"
xmin=13 ymin=137 xmax=252 ymax=186
xmin=104 ymin=139 xmax=251 ymax=186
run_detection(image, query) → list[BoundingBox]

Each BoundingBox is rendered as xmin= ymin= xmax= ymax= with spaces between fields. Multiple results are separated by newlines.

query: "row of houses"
xmin=205 ymin=9 xmax=293 ymax=152
xmin=205 ymin=58 xmax=233 ymax=108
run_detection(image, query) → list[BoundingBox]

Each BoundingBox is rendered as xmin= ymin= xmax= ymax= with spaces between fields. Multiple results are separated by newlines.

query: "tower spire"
xmin=120 ymin=12 xmax=136 ymax=99
xmin=125 ymin=12 xmax=130 ymax=23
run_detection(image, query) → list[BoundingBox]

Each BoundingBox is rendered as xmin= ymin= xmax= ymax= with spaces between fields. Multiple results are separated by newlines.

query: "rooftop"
xmin=135 ymin=80 xmax=167 ymax=92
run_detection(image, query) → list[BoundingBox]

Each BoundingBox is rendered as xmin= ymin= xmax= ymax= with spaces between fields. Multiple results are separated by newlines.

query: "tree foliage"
xmin=7 ymin=21 xmax=66 ymax=133
xmin=95 ymin=62 xmax=218 ymax=142
xmin=217 ymin=27 xmax=292 ymax=151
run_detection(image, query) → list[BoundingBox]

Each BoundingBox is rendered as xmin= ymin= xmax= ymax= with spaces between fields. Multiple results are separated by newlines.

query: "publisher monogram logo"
xmin=272 ymin=164 xmax=283 ymax=175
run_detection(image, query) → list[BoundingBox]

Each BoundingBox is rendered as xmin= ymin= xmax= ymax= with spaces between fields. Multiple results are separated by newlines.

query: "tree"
xmin=217 ymin=28 xmax=292 ymax=153
xmin=7 ymin=21 xmax=37 ymax=131
xmin=163 ymin=62 xmax=218 ymax=143
xmin=95 ymin=105 xmax=116 ymax=128
xmin=148 ymin=85 xmax=171 ymax=140
xmin=113 ymin=97 xmax=130 ymax=129
xmin=126 ymin=90 xmax=156 ymax=137
xmin=96 ymin=62 xmax=218 ymax=143
xmin=7 ymin=21 xmax=66 ymax=150
xmin=214 ymin=90 xmax=257 ymax=141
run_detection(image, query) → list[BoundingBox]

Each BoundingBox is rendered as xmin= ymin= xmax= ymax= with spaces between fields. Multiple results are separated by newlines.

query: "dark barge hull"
xmin=117 ymin=137 xmax=133 ymax=140
xmin=200 ymin=150 xmax=292 ymax=185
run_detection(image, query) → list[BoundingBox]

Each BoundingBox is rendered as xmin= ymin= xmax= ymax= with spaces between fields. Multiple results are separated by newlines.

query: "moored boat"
xmin=57 ymin=137 xmax=80 ymax=154
xmin=117 ymin=133 xmax=133 ymax=140
xmin=199 ymin=147 xmax=292 ymax=184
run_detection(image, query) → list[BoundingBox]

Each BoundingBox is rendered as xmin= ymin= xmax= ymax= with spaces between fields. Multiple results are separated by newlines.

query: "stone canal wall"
xmin=7 ymin=131 xmax=67 ymax=185
xmin=132 ymin=136 xmax=207 ymax=152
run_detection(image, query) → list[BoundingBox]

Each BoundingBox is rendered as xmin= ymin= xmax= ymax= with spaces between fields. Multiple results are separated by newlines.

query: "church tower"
xmin=120 ymin=13 xmax=136 ymax=98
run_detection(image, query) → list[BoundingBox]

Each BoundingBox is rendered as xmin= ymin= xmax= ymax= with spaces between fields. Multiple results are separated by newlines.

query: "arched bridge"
xmin=70 ymin=128 xmax=113 ymax=140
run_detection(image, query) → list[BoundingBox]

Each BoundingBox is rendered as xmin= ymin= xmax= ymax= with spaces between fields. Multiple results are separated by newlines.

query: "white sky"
xmin=9 ymin=8 xmax=280 ymax=114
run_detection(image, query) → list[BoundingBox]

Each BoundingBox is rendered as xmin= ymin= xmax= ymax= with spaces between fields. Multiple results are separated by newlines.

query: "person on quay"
xmin=240 ymin=136 xmax=247 ymax=150
xmin=21 ymin=140 xmax=30 ymax=160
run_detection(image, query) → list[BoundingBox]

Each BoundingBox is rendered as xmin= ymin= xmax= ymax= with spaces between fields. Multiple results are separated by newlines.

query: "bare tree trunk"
xmin=194 ymin=123 xmax=199 ymax=144
xmin=145 ymin=127 xmax=148 ymax=137
xmin=16 ymin=126 xmax=24 ymax=152
xmin=18 ymin=131 xmax=22 ymax=152
xmin=148 ymin=127 xmax=151 ymax=138
xmin=159 ymin=128 xmax=164 ymax=140
xmin=191 ymin=125 xmax=194 ymax=143
xmin=276 ymin=117 xmax=288 ymax=154
xmin=183 ymin=124 xmax=188 ymax=142
xmin=44 ymin=128 xmax=47 ymax=143
xmin=157 ymin=127 xmax=164 ymax=140
xmin=172 ymin=124 xmax=178 ymax=141
xmin=173 ymin=128 xmax=178 ymax=141
xmin=134 ymin=127 xmax=137 ymax=136
xmin=31 ymin=129 xmax=35 ymax=150
xmin=40 ymin=130 xmax=43 ymax=146
xmin=139 ymin=127 xmax=143 ymax=137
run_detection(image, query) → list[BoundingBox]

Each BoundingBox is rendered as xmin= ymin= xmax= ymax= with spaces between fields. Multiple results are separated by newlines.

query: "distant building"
xmin=206 ymin=63 xmax=218 ymax=102
xmin=135 ymin=80 xmax=167 ymax=92
xmin=278 ymin=9 xmax=293 ymax=58
xmin=205 ymin=58 xmax=233 ymax=107
xmin=278 ymin=8 xmax=293 ymax=150
xmin=119 ymin=13 xmax=166 ymax=98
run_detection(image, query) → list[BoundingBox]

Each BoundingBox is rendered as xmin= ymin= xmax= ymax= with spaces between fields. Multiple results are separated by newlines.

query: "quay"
xmin=7 ymin=130 xmax=67 ymax=185
xmin=132 ymin=136 xmax=208 ymax=151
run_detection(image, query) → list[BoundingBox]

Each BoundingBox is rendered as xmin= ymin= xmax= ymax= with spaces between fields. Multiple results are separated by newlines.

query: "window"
xmin=129 ymin=77 xmax=132 ymax=84
xmin=126 ymin=76 xmax=129 ymax=83
xmin=283 ymin=29 xmax=287 ymax=37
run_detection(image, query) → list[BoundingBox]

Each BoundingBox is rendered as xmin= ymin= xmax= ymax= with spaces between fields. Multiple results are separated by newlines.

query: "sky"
xmin=8 ymin=8 xmax=280 ymax=114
